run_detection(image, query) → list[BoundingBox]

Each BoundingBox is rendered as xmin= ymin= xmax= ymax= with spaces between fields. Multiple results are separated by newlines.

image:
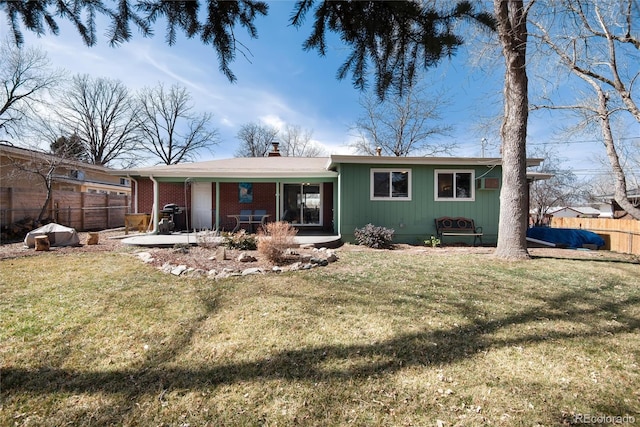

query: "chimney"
xmin=375 ymin=146 xmax=382 ymax=156
xmin=268 ymin=141 xmax=281 ymax=157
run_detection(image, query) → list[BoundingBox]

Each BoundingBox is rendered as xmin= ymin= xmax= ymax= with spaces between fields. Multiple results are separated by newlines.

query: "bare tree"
xmin=235 ymin=122 xmax=278 ymax=157
xmin=350 ymin=83 xmax=454 ymax=156
xmin=279 ymin=124 xmax=325 ymax=157
xmin=528 ymin=147 xmax=579 ymax=226
xmin=528 ymin=0 xmax=640 ymax=220
xmin=137 ymin=83 xmax=219 ymax=165
xmin=493 ymin=0 xmax=533 ymax=260
xmin=56 ymin=74 xmax=141 ymax=167
xmin=0 ymin=39 xmax=61 ymax=143
xmin=2 ymin=143 xmax=66 ymax=223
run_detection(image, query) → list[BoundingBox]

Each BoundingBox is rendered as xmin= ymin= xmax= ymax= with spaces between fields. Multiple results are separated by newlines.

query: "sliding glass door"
xmin=282 ymin=183 xmax=322 ymax=226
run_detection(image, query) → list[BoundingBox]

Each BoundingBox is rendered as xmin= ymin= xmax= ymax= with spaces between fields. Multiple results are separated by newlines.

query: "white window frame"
xmin=434 ymin=169 xmax=475 ymax=201
xmin=370 ymin=168 xmax=412 ymax=201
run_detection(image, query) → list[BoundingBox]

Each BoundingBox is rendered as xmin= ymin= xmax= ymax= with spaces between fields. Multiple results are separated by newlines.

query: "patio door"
xmin=191 ymin=182 xmax=212 ymax=230
xmin=282 ymin=183 xmax=322 ymax=226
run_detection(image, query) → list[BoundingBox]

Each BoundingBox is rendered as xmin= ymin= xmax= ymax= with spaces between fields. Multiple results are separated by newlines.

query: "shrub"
xmin=258 ymin=221 xmax=298 ymax=264
xmin=172 ymin=243 xmax=191 ymax=253
xmin=424 ymin=235 xmax=441 ymax=248
xmin=354 ymin=223 xmax=394 ymax=249
xmin=197 ymin=229 xmax=221 ymax=249
xmin=222 ymin=230 xmax=257 ymax=250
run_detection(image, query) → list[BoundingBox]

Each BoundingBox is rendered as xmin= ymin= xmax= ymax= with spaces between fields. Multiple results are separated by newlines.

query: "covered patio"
xmin=116 ymin=156 xmax=340 ymax=238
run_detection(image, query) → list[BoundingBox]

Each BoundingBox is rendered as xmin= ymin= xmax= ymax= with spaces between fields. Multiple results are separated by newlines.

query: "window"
xmin=371 ymin=169 xmax=411 ymax=200
xmin=120 ymin=178 xmax=131 ymax=186
xmin=435 ymin=170 xmax=474 ymax=201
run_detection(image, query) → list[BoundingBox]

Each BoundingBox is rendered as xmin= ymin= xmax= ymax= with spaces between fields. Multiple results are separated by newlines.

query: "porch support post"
xmin=275 ymin=181 xmax=280 ymax=221
xmin=336 ymin=167 xmax=341 ymax=235
xmin=215 ymin=181 xmax=220 ymax=230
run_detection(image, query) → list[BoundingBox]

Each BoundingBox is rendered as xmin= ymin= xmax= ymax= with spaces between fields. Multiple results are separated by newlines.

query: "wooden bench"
xmin=435 ymin=217 xmax=483 ymax=246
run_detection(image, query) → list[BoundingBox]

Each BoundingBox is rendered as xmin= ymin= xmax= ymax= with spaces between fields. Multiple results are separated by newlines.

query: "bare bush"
xmin=258 ymin=221 xmax=298 ymax=264
xmin=196 ymin=230 xmax=221 ymax=249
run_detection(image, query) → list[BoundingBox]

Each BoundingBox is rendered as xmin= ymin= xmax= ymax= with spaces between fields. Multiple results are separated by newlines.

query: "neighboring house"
xmin=548 ymin=206 xmax=604 ymax=219
xmin=530 ymin=204 xmax=613 ymax=225
xmin=1 ymin=143 xmax=131 ymax=230
xmin=0 ymin=143 xmax=131 ymax=195
xmin=116 ymin=147 xmax=543 ymax=245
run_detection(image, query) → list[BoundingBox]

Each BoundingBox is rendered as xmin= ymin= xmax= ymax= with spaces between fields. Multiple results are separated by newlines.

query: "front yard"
xmin=1 ymin=244 xmax=639 ymax=426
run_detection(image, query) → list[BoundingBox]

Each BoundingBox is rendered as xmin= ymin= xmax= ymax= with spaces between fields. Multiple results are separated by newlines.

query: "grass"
xmin=1 ymin=248 xmax=639 ymax=426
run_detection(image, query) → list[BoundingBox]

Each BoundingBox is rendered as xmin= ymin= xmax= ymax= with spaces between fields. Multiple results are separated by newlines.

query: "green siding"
xmin=338 ymin=163 xmax=502 ymax=244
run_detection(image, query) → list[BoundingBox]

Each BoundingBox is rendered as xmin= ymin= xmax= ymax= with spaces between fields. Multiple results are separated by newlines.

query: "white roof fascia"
xmin=113 ymin=157 xmax=337 ymax=179
xmin=328 ymin=155 xmax=544 ymax=169
xmin=527 ymin=172 xmax=554 ymax=181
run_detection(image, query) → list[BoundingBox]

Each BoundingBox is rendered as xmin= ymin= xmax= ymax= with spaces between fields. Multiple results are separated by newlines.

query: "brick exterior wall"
xmin=135 ymin=178 xmax=334 ymax=232
xmin=135 ymin=179 xmax=191 ymax=214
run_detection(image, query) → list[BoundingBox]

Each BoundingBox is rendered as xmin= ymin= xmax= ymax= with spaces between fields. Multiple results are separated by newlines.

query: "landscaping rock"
xmin=137 ymin=252 xmax=154 ymax=263
xmin=312 ymin=258 xmax=329 ymax=267
xmin=242 ymin=267 xmax=264 ymax=276
xmin=326 ymin=253 xmax=338 ymax=263
xmin=216 ymin=246 xmax=227 ymax=260
xmin=171 ymin=265 xmax=188 ymax=276
xmin=237 ymin=252 xmax=257 ymax=262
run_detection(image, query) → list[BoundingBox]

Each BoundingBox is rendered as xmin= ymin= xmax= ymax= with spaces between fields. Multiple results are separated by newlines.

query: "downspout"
xmin=150 ymin=175 xmax=159 ymax=234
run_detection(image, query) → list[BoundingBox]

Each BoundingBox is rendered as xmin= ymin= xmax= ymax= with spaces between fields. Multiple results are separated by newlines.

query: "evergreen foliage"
xmin=2 ymin=1 xmax=494 ymax=97
xmin=354 ymin=223 xmax=394 ymax=249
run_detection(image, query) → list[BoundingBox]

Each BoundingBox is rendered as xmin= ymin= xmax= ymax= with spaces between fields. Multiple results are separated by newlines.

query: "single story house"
xmin=548 ymin=206 xmax=607 ymax=219
xmin=116 ymin=150 xmax=543 ymax=245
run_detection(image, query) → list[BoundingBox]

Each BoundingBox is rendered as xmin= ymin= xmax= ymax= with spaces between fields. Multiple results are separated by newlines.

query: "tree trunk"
xmin=597 ymin=90 xmax=640 ymax=220
xmin=494 ymin=0 xmax=531 ymax=260
xmin=37 ymin=168 xmax=55 ymax=223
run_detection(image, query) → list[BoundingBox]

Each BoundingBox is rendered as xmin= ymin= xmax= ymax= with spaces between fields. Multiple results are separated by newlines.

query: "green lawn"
xmin=1 ymin=249 xmax=639 ymax=426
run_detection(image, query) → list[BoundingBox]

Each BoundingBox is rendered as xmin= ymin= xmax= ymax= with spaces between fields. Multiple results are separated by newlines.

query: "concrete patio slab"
xmin=119 ymin=232 xmax=342 ymax=248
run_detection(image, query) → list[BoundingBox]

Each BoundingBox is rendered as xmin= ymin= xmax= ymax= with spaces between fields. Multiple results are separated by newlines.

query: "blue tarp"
xmin=526 ymin=227 xmax=605 ymax=249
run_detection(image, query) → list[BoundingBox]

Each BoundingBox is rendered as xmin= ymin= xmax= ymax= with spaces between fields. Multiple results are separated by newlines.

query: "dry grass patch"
xmin=1 ymin=248 xmax=639 ymax=426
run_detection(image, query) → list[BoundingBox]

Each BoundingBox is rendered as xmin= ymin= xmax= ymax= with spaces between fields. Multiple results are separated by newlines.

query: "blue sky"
xmin=4 ymin=1 xmax=619 ymax=178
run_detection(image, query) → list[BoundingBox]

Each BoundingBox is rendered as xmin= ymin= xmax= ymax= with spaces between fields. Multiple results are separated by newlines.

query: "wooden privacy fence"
xmin=551 ymin=217 xmax=640 ymax=256
xmin=1 ymin=187 xmax=129 ymax=231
